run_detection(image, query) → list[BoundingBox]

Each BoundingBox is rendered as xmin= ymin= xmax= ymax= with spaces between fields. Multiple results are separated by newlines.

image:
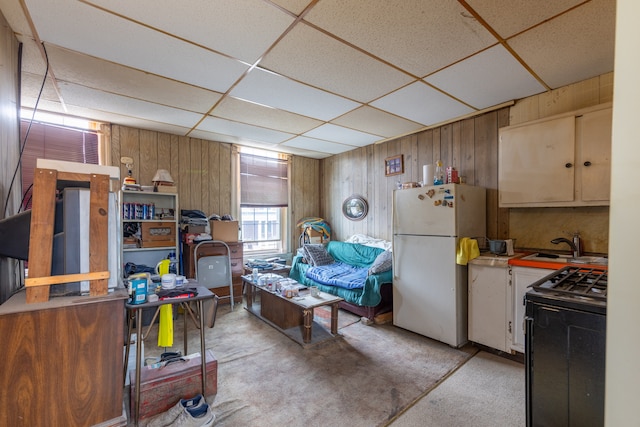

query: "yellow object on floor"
xmin=456 ymin=237 xmax=480 ymax=266
xmin=158 ymin=304 xmax=173 ymax=347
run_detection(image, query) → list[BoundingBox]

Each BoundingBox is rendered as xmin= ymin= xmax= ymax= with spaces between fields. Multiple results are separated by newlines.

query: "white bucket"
xmin=161 ymin=273 xmax=176 ymax=290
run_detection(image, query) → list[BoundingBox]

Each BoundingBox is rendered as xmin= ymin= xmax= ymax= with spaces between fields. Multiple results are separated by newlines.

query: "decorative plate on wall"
xmin=342 ymin=195 xmax=368 ymax=221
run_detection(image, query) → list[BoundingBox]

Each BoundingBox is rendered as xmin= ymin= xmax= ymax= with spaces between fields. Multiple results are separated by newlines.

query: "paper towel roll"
xmin=423 ymin=164 xmax=434 ymax=185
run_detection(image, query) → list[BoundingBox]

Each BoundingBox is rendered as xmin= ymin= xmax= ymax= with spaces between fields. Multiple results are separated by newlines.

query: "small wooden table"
xmin=242 ymin=275 xmax=343 ymax=347
xmin=124 ymin=284 xmax=215 ymax=425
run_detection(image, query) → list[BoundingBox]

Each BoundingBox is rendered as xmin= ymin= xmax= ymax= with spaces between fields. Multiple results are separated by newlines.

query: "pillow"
xmin=368 ymin=250 xmax=393 ymax=275
xmin=303 ymin=244 xmax=335 ymax=267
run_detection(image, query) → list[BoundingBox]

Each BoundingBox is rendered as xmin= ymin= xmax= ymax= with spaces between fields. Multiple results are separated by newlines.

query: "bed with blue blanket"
xmin=289 ymin=241 xmax=393 ymax=320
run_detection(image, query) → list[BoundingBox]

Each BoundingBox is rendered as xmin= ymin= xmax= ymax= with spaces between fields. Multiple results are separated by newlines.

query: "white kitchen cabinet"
xmin=511 ymin=266 xmax=554 ymax=354
xmin=576 ymin=107 xmax=612 ymax=202
xmin=498 ymin=103 xmax=612 ymax=207
xmin=468 ymin=260 xmax=512 ymax=353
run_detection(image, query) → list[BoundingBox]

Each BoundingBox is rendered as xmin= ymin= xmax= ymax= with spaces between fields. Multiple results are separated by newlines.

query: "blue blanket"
xmin=305 ymin=262 xmax=368 ymax=290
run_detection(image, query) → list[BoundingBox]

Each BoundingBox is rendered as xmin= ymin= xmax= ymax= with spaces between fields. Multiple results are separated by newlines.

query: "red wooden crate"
xmin=129 ymin=349 xmax=217 ymax=421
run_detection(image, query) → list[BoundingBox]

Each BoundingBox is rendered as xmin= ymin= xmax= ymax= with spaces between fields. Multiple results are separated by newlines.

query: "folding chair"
xmin=194 ymin=240 xmax=234 ymax=310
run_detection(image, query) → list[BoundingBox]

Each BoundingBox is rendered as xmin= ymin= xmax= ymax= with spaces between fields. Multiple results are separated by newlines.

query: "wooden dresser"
xmin=183 ymin=241 xmax=243 ymax=304
xmin=0 ymin=288 xmax=128 ymax=426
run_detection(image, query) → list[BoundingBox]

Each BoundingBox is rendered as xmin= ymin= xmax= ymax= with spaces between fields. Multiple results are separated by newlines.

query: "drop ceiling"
xmin=0 ymin=0 xmax=615 ymax=159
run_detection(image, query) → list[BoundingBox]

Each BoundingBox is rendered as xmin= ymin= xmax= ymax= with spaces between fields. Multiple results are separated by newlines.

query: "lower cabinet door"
xmin=468 ymin=264 xmax=509 ymax=352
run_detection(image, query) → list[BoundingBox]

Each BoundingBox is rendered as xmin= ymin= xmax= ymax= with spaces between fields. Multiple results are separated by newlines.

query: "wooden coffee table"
xmin=242 ymin=275 xmax=343 ymax=347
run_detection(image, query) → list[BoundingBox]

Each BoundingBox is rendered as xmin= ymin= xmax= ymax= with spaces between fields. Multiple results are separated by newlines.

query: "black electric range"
xmin=525 ymin=266 xmax=607 ymax=427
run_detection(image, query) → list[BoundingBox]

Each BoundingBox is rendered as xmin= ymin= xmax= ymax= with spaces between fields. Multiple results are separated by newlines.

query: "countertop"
xmin=468 ymin=251 xmax=609 ymax=270
xmin=508 ymin=253 xmax=609 ymax=270
xmin=468 ymin=252 xmax=526 ymax=267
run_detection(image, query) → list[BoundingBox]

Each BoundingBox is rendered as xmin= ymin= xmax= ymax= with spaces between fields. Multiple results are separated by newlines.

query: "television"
xmin=0 ymin=186 xmax=120 ymax=301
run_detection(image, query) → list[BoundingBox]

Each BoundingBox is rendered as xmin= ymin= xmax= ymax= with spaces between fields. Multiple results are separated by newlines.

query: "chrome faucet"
xmin=551 ymin=235 xmax=581 ymax=258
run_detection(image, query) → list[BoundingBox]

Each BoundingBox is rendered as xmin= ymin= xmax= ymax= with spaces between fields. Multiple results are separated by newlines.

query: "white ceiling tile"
xmin=187 ymin=129 xmax=240 ymax=145
xmin=508 ymin=0 xmax=616 ymax=89
xmin=425 ymin=45 xmax=546 ymax=109
xmin=19 ymin=39 xmax=48 ymax=78
xmin=261 ymin=22 xmax=414 ymax=103
xmin=281 ymin=136 xmax=356 ymax=155
xmin=24 ymin=0 xmax=249 ymax=92
xmin=0 ymin=0 xmax=33 ymax=40
xmin=27 ymin=98 xmax=194 ymax=135
xmin=85 ymin=0 xmax=295 ymax=64
xmin=303 ymin=124 xmax=382 ymax=147
xmin=20 ymin=96 xmax=67 ymax=117
xmin=332 ymin=106 xmax=424 ymax=138
xmin=0 ymin=0 xmax=617 ymax=159
xmin=46 ymin=46 xmax=222 ymax=114
xmin=466 ymin=0 xmax=586 ymax=39
xmin=58 ymin=82 xmax=204 ymax=128
xmin=197 ymin=116 xmax=295 ymax=144
xmin=20 ymin=72 xmax=61 ymax=107
xmin=275 ymin=145 xmax=332 ymax=159
xmin=305 ymin=0 xmax=496 ymax=77
xmin=213 ymin=97 xmax=322 ymax=135
xmin=269 ymin=0 xmax=313 ymax=16
xmin=371 ymin=82 xmax=475 ymax=126
xmin=231 ymin=68 xmax=360 ymax=121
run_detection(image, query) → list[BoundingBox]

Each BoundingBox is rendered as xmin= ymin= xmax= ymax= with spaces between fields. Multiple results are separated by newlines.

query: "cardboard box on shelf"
xmin=209 ymin=220 xmax=239 ymax=242
xmin=140 ymin=221 xmax=176 ymax=248
xmin=156 ymin=185 xmax=177 ymax=194
xmin=186 ymin=224 xmax=207 ymax=234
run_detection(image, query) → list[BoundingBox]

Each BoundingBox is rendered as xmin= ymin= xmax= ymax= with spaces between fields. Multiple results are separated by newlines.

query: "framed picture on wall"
xmin=384 ymin=155 xmax=404 ymax=176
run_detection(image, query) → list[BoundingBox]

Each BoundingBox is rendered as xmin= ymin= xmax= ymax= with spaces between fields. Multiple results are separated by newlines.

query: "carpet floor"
xmin=133 ymin=303 xmax=474 ymax=426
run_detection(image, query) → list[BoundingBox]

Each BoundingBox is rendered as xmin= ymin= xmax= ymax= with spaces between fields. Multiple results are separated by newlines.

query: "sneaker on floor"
xmin=173 ymin=402 xmax=216 ymax=427
xmin=146 ymin=394 xmax=206 ymax=427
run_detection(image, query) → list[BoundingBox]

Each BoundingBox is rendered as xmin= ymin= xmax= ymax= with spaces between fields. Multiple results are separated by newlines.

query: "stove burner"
xmin=529 ymin=266 xmax=608 ymax=301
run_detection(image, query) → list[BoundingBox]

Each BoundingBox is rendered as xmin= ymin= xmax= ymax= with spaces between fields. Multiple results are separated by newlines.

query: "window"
xmin=241 ymin=206 xmax=283 ymax=252
xmin=239 ymin=150 xmax=289 ymax=255
xmin=18 ymin=112 xmax=99 ymax=210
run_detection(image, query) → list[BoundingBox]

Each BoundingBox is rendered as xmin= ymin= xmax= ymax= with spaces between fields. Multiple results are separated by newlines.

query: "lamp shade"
xmin=152 ymin=169 xmax=174 ymax=184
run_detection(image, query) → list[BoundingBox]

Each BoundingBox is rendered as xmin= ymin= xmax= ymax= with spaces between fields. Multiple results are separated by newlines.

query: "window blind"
xmin=20 ymin=120 xmax=99 ymax=210
xmin=240 ymin=153 xmax=288 ymax=207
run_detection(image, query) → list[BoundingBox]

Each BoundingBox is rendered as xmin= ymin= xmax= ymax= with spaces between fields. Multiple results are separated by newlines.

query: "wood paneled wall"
xmin=106 ymin=72 xmax=613 ymax=255
xmin=290 ymin=156 xmax=322 ymax=246
xmin=321 ymin=108 xmax=510 ymax=243
xmin=108 ymin=125 xmax=321 ymax=253
xmin=320 ymin=72 xmax=613 ymax=254
xmin=110 ymin=125 xmax=234 ymax=216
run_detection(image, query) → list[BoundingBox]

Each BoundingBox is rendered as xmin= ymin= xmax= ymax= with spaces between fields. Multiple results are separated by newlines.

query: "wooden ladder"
xmin=25 ymin=167 xmax=111 ymax=303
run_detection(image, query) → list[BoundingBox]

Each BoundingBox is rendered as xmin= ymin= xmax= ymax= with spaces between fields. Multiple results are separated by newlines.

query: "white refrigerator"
xmin=392 ymin=184 xmax=486 ymax=347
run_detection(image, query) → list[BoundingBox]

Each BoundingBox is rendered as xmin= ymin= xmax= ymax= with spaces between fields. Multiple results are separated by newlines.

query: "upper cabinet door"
xmin=499 ymin=116 xmax=576 ymax=206
xmin=577 ymin=107 xmax=612 ymax=202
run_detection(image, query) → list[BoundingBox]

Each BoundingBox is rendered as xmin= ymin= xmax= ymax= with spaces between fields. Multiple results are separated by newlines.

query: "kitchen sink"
xmin=522 ymin=253 xmax=571 ymax=263
xmin=522 ymin=253 xmax=608 ymax=265
xmin=568 ymin=256 xmax=608 ymax=265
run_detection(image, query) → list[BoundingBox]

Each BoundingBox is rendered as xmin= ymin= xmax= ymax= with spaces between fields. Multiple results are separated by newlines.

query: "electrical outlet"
xmin=121 ymin=156 xmax=133 ymax=165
